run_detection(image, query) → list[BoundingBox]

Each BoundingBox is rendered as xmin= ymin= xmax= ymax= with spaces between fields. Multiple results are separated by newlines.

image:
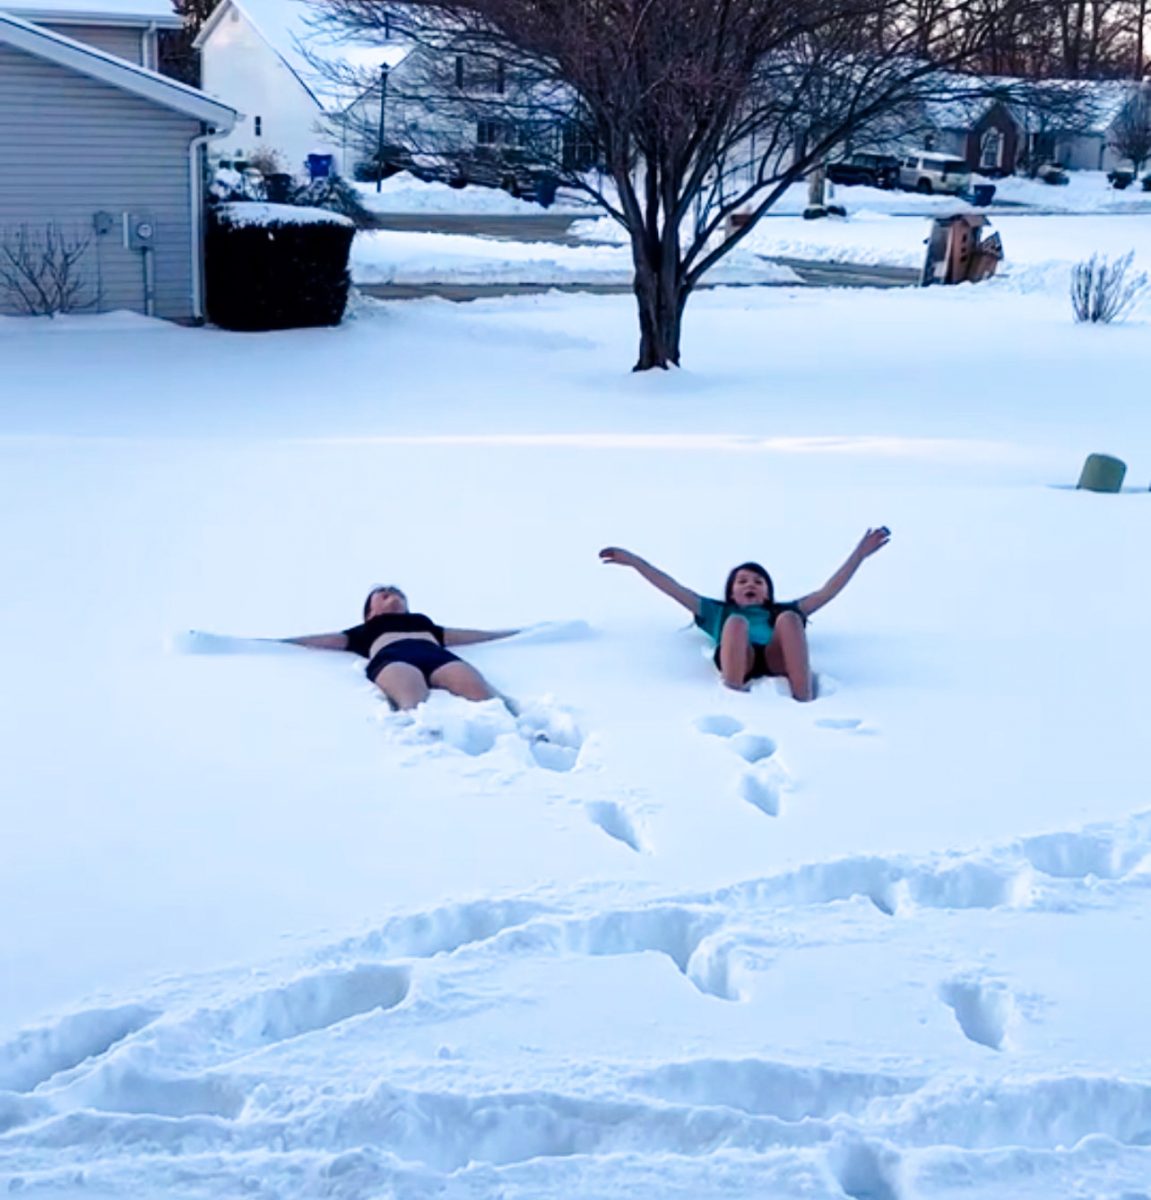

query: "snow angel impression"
xmin=599 ymin=529 xmax=889 ymax=700
xmin=277 ymin=585 xmax=521 ymax=710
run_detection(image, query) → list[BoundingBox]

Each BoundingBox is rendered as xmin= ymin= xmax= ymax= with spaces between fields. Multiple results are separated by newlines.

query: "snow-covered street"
xmin=2 ymin=224 xmax=1151 ymax=1198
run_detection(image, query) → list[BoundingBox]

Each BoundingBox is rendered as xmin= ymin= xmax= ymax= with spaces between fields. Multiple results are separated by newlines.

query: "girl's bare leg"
xmin=766 ymin=610 xmax=814 ymax=702
xmin=429 ymin=660 xmax=495 ymax=702
xmin=718 ymin=615 xmax=754 ymax=691
xmin=374 ymin=662 xmax=429 ymax=710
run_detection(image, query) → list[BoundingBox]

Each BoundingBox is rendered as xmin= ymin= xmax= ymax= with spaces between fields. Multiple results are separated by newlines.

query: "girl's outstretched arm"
xmin=599 ymin=547 xmax=702 ymax=617
xmin=796 ymin=527 xmax=890 ymax=617
xmin=277 ymin=632 xmax=350 ymax=650
xmin=443 ymin=627 xmax=522 ymax=646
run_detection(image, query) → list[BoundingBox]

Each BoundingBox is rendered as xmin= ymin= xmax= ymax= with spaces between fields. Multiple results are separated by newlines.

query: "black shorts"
xmin=713 ymin=643 xmax=772 ymax=682
xmin=366 ymin=639 xmax=462 ymax=685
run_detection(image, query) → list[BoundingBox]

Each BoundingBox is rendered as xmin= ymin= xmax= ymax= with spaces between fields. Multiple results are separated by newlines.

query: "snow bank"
xmin=354 ymin=173 xmax=594 ymax=216
xmin=351 ymin=228 xmax=801 ymax=285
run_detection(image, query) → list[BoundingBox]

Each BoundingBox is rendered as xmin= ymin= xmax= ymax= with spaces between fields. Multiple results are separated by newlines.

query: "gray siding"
xmin=0 ymin=43 xmax=199 ymax=321
xmin=38 ymin=22 xmax=144 ymax=65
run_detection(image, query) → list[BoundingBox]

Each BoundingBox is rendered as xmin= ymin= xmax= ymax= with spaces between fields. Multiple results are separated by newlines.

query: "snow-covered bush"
xmin=1070 ymin=251 xmax=1148 ymax=324
xmin=292 ymin=176 xmax=375 ymax=229
xmin=205 ymin=203 xmax=355 ymax=331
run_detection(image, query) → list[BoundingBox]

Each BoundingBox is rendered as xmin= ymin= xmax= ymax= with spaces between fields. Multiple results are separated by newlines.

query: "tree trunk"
xmin=632 ymin=256 xmax=684 ymax=371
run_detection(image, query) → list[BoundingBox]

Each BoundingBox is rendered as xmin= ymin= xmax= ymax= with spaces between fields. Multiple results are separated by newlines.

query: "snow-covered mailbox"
xmin=205 ymin=202 xmax=354 ymax=331
xmin=920 ymin=214 xmax=1003 ymax=286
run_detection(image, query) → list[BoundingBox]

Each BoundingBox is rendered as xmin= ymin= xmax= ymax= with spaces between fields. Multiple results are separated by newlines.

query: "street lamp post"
xmin=375 ymin=62 xmax=390 ymax=193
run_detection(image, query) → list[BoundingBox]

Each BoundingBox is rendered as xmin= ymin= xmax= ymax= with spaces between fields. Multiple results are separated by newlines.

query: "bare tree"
xmin=323 ymin=0 xmax=1042 ymax=370
xmin=1110 ymin=85 xmax=1151 ymax=169
xmin=159 ymin=0 xmax=223 ymax=85
xmin=0 ymin=224 xmax=94 ymax=316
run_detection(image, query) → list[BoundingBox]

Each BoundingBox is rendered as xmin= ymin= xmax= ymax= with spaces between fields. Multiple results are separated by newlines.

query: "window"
xmin=496 ymin=61 xmax=506 ymax=94
xmin=980 ymin=129 xmax=1002 ymax=170
xmin=477 ymin=119 xmax=501 ymax=145
xmin=254 ymin=115 xmax=263 ymax=138
xmin=455 ymin=56 xmax=464 ymax=88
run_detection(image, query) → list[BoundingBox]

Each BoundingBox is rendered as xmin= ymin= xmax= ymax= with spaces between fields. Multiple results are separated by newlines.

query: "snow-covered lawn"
xmin=2 ymin=264 xmax=1151 ymax=1198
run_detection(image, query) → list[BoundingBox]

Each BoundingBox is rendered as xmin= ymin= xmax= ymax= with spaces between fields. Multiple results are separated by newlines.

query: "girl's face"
xmin=730 ymin=569 xmax=770 ymax=607
xmin=367 ymin=587 xmax=409 ymax=617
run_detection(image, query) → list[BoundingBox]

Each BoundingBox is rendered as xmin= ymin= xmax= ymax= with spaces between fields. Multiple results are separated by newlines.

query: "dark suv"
xmin=826 ymin=153 xmax=901 ymax=189
xmin=444 ymin=146 xmax=558 ymax=204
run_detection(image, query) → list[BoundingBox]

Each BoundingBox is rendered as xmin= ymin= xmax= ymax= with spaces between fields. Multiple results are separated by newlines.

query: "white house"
xmin=194 ymin=0 xmax=403 ymax=176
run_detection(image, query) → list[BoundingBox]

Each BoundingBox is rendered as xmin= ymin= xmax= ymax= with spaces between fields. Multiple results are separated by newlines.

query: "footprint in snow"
xmin=694 ymin=715 xmax=789 ymax=818
xmin=585 ymin=800 xmax=646 ymax=852
xmin=815 ymin=717 xmax=879 ymax=736
xmin=515 ymin=699 xmax=585 ymax=773
xmin=376 ymin=697 xmax=511 ymax=758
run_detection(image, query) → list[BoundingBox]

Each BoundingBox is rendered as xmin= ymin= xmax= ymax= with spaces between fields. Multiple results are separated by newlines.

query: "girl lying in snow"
xmin=599 ymin=529 xmax=890 ymax=701
xmin=277 ymin=585 xmax=520 ymax=710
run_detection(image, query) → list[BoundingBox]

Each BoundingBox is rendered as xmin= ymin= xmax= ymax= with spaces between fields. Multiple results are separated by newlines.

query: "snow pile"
xmin=3 ymin=253 xmax=1151 ymax=1198
xmin=351 ymin=228 xmax=801 ymax=285
xmin=354 ymin=173 xmax=594 ymax=215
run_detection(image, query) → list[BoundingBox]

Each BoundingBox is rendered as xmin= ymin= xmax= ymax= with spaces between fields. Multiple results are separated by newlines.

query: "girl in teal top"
xmin=599 ymin=529 xmax=889 ymax=700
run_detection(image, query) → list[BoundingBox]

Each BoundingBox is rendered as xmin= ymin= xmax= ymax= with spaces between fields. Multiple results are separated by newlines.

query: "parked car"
xmin=826 ymin=153 xmax=901 ymax=189
xmin=402 ymin=146 xmax=558 ymax=205
xmin=353 ymin=143 xmax=418 ymax=184
xmin=1036 ymin=161 xmax=1069 ymax=186
xmin=897 ymin=151 xmax=972 ymax=195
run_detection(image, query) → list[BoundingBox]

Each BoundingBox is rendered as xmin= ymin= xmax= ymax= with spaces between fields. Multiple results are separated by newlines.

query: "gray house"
xmin=3 ymin=0 xmax=181 ymax=68
xmin=0 ymin=9 xmax=235 ymax=321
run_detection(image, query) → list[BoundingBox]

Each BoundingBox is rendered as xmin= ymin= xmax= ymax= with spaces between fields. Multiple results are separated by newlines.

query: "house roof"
xmin=925 ymin=74 xmax=1141 ymax=136
xmin=1051 ymin=79 xmax=1136 ymax=133
xmin=4 ymin=0 xmax=181 ymax=27
xmin=0 ymin=9 xmax=236 ymax=126
xmin=196 ymin=0 xmax=406 ymax=112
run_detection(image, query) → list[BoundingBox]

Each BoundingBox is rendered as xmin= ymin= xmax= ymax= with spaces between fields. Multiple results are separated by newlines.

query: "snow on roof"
xmin=1060 ymin=79 xmax=1137 ymax=132
xmin=4 ymin=0 xmax=181 ymax=26
xmin=922 ymin=93 xmax=998 ymax=130
xmin=925 ymin=75 xmax=1142 ymax=135
xmin=205 ymin=0 xmax=405 ymax=111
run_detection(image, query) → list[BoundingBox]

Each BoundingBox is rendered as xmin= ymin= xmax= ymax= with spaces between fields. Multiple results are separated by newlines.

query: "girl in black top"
xmin=279 ymin=585 xmax=521 ymax=710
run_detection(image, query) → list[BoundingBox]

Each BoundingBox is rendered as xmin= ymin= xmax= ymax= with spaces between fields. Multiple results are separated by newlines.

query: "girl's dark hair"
xmin=363 ymin=585 xmax=406 ymax=619
xmin=724 ymin=561 xmax=775 ymax=605
xmin=723 ymin=561 xmax=807 ymax=625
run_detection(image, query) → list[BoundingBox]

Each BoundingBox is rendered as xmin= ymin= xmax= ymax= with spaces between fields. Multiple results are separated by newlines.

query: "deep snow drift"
xmin=2 ymin=267 xmax=1151 ymax=1199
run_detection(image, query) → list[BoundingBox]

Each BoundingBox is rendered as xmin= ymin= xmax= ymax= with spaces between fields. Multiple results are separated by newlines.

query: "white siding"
xmin=199 ymin=6 xmax=341 ymax=175
xmin=0 ymin=42 xmax=199 ymax=320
